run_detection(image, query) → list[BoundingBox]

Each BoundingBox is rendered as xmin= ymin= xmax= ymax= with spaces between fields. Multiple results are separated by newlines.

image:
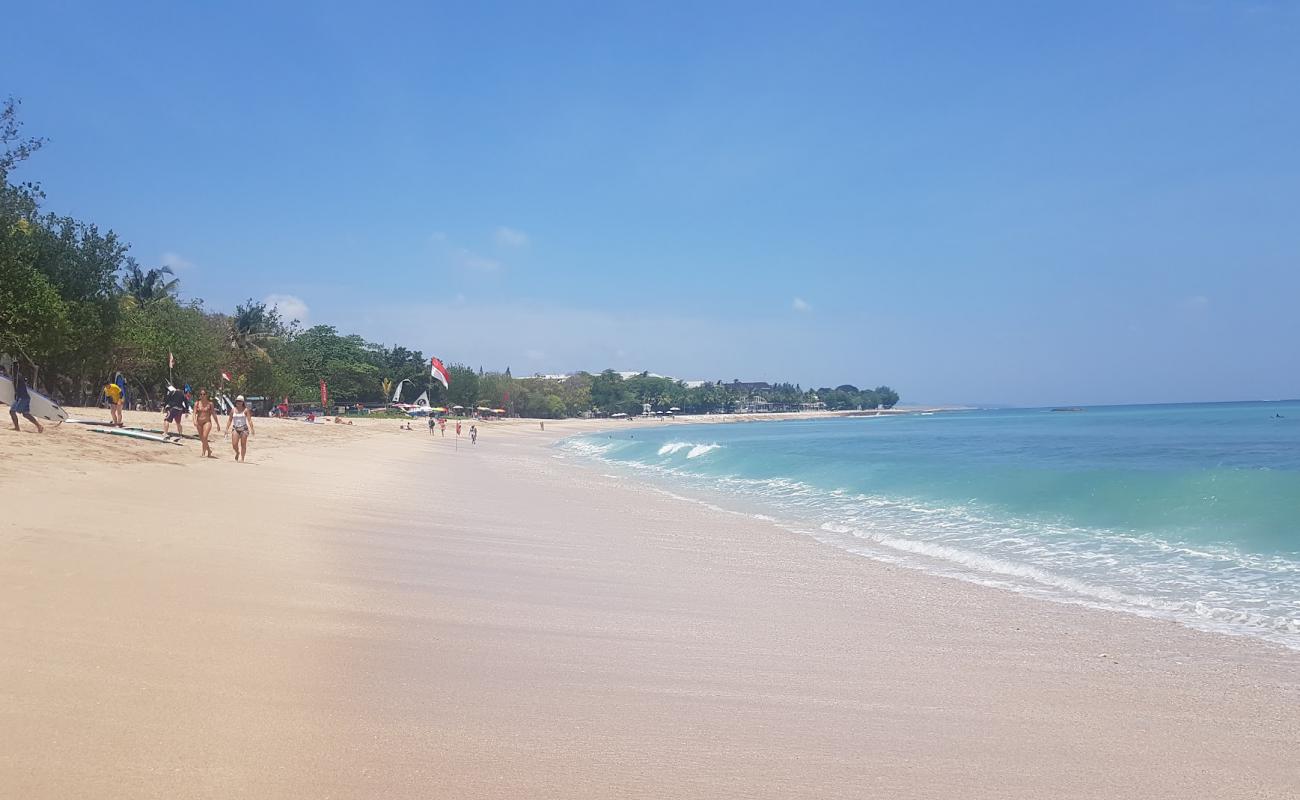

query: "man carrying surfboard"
xmin=8 ymin=366 xmax=45 ymax=433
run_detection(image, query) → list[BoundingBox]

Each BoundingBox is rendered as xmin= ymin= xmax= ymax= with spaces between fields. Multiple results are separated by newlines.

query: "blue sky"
xmin=4 ymin=1 xmax=1298 ymax=405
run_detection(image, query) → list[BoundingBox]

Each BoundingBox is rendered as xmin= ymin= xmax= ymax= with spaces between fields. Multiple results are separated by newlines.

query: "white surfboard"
xmin=0 ymin=375 xmax=69 ymax=424
xmin=89 ymin=427 xmax=182 ymax=445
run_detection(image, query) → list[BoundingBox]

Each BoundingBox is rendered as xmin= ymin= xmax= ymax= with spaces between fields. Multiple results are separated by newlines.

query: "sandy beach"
xmin=2 ymin=411 xmax=1297 ymax=798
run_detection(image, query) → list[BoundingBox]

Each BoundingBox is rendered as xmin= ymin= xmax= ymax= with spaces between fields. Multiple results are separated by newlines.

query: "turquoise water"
xmin=562 ymin=402 xmax=1300 ymax=648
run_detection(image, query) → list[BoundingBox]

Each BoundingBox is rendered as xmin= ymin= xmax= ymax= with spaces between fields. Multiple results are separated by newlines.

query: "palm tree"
xmin=120 ymin=263 xmax=179 ymax=304
xmin=227 ymin=300 xmax=279 ymax=362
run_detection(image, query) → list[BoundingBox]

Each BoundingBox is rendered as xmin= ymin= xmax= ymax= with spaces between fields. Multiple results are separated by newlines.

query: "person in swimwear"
xmin=193 ymin=388 xmax=221 ymax=458
xmin=230 ymin=395 xmax=254 ymax=462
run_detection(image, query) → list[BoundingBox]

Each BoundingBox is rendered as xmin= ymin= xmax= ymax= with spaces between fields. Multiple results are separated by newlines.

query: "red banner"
xmin=320 ymin=380 xmax=328 ymax=408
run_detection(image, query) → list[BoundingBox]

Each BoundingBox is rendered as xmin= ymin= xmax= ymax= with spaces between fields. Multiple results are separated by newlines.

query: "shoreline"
xmin=554 ymin=423 xmax=1300 ymax=654
xmin=3 ymin=410 xmax=1297 ymax=797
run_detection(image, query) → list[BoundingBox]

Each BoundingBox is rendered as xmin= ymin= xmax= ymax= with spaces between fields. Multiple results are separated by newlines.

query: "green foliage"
xmin=120 ymin=263 xmax=179 ymax=305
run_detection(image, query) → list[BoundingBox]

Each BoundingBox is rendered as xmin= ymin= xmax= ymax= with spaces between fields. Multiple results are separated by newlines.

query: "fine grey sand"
xmin=2 ymin=414 xmax=1297 ymax=798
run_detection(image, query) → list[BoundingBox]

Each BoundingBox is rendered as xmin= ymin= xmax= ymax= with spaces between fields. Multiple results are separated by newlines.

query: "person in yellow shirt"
xmin=103 ymin=381 xmax=124 ymax=427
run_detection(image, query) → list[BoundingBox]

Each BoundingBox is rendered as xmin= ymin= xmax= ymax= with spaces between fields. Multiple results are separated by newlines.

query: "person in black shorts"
xmin=162 ymin=384 xmax=188 ymax=439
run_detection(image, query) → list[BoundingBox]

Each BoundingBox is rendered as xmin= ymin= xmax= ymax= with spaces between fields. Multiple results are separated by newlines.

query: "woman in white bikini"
xmin=230 ymin=395 xmax=255 ymax=462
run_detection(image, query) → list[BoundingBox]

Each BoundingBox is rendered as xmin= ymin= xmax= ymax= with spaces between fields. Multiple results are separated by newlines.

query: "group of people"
xmin=425 ymin=415 xmax=477 ymax=443
xmin=105 ymin=381 xmax=255 ymax=462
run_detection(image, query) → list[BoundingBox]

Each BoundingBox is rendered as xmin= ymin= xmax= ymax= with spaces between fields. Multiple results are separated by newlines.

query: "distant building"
xmin=518 ymin=373 xmax=570 ymax=381
xmin=727 ymin=380 xmax=772 ymax=395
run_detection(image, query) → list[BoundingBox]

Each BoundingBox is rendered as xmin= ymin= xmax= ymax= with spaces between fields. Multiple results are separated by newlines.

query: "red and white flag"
xmin=430 ymin=356 xmax=451 ymax=389
xmin=168 ymin=351 xmax=175 ymax=369
xmin=221 ymin=371 xmax=232 ymax=382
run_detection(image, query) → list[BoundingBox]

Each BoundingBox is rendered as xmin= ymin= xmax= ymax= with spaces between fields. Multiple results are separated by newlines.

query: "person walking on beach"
xmin=103 ymin=380 xmax=125 ymax=427
xmin=455 ymin=420 xmax=462 ymax=437
xmin=470 ymin=424 xmax=477 ymax=445
xmin=7 ymin=366 xmax=44 ymax=433
xmin=162 ymin=384 xmax=188 ymax=439
xmin=428 ymin=415 xmax=435 ymax=435
xmin=230 ymin=395 xmax=254 ymax=461
xmin=193 ymin=388 xmax=221 ymax=458
xmin=439 ymin=417 xmax=446 ymax=437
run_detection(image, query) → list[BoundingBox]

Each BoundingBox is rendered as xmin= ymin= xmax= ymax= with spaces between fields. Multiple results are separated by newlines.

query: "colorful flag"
xmin=320 ymin=379 xmax=328 ymax=408
xmin=430 ymin=356 xmax=451 ymax=389
xmin=221 ymin=371 xmax=232 ymax=382
xmin=168 ymin=351 xmax=175 ymax=369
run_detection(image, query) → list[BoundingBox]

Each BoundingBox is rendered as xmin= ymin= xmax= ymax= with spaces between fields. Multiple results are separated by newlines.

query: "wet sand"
xmin=1 ymin=412 xmax=1296 ymax=797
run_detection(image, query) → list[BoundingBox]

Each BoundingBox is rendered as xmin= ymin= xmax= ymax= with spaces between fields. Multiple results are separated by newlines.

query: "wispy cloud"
xmin=494 ymin=226 xmax=530 ymax=248
xmin=429 ymin=231 xmax=448 ymax=243
xmin=792 ymin=297 xmax=812 ymax=313
xmin=455 ymin=248 xmax=501 ymax=273
xmin=1179 ymin=295 xmax=1210 ymax=312
xmin=265 ymin=293 xmax=310 ymax=325
xmin=161 ymin=251 xmax=196 ymax=271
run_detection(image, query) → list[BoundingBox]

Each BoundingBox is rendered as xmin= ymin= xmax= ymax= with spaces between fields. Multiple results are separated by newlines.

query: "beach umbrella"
xmin=492 ymin=408 xmax=506 ymax=413
xmin=451 ymin=404 xmax=464 ymax=409
xmin=669 ymin=407 xmax=681 ymax=411
xmin=476 ymin=406 xmax=490 ymax=411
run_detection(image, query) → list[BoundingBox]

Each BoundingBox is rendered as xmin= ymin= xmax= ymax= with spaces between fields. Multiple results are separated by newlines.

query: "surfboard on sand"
xmin=126 ymin=426 xmax=200 ymax=440
xmin=89 ymin=427 xmax=182 ymax=445
xmin=0 ymin=376 xmax=69 ymax=424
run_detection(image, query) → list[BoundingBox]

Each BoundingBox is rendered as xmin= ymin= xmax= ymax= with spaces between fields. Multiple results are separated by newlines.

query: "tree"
xmin=120 ymin=263 xmax=179 ymax=305
xmin=875 ymin=385 xmax=900 ymax=409
xmin=445 ymin=363 xmax=480 ymax=410
xmin=227 ymin=300 xmax=281 ymax=359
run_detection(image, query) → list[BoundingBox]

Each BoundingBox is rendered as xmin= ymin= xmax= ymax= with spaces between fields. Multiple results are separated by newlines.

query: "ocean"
xmin=561 ymin=402 xmax=1300 ymax=649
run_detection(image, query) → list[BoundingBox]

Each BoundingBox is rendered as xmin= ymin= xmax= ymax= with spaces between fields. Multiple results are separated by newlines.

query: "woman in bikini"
xmin=193 ymin=388 xmax=221 ymax=458
xmin=230 ymin=395 xmax=254 ymax=462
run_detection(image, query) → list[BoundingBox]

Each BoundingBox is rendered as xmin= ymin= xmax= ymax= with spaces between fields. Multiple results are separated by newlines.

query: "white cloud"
xmin=455 ymin=248 xmax=501 ymax=273
xmin=161 ymin=252 xmax=196 ymax=271
xmin=265 ymin=293 xmax=310 ymax=325
xmin=494 ymin=226 xmax=530 ymax=248
xmin=792 ymin=297 xmax=812 ymax=313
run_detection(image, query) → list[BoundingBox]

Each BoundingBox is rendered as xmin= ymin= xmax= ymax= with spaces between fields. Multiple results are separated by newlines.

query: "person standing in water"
xmin=7 ymin=365 xmax=44 ymax=433
xmin=193 ymin=388 xmax=221 ymax=458
xmin=230 ymin=395 xmax=254 ymax=461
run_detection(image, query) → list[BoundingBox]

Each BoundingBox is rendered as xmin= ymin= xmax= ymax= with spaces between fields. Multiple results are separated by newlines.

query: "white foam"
xmin=558 ymin=432 xmax=1300 ymax=649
